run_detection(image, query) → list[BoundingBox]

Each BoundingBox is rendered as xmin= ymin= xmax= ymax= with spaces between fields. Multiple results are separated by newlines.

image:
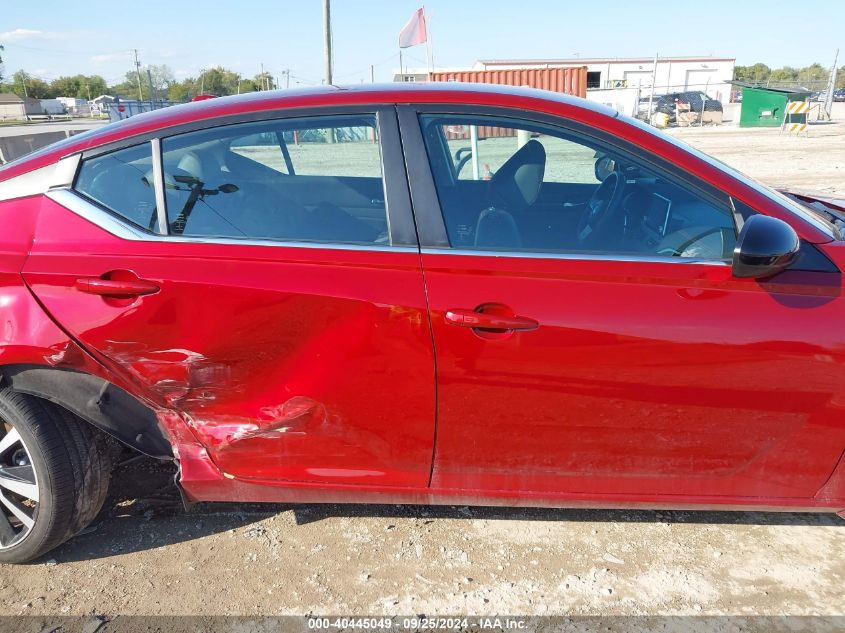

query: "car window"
xmin=285 ymin=125 xmax=382 ymax=177
xmin=419 ymin=114 xmax=736 ymax=260
xmin=229 ymin=131 xmax=289 ymax=174
xmin=74 ymin=143 xmax=158 ymax=230
xmin=160 ymin=115 xmax=389 ymax=244
xmin=436 ymin=120 xmax=599 ymax=185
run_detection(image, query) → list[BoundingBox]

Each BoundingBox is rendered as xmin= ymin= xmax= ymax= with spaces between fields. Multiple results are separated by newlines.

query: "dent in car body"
xmin=21 ymin=196 xmax=437 ymax=487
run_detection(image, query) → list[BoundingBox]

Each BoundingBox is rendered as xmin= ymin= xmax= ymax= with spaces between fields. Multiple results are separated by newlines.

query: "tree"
xmin=166 ymin=78 xmax=196 ymax=103
xmin=9 ymin=70 xmax=53 ymax=98
xmin=0 ymin=43 xmax=5 ymax=83
xmin=49 ymin=74 xmax=109 ymax=99
xmin=146 ymin=64 xmax=175 ymax=99
xmin=198 ymin=66 xmax=241 ymax=96
xmin=50 ymin=75 xmax=82 ymax=98
xmin=733 ymin=63 xmax=770 ymax=82
xmin=253 ymin=71 xmax=276 ymax=91
xmin=769 ymin=66 xmax=799 ymax=83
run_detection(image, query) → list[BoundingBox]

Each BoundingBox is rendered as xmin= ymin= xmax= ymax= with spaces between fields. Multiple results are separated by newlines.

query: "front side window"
xmin=160 ymin=114 xmax=388 ymax=244
xmin=74 ymin=143 xmax=157 ymax=230
xmin=419 ymin=114 xmax=736 ymax=260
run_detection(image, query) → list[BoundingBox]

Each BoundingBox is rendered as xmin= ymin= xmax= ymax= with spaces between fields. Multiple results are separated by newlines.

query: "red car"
xmin=1 ymin=84 xmax=844 ymax=563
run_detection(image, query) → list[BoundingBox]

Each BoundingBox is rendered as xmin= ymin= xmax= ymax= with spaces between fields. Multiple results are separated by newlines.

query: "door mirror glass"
xmin=732 ymin=214 xmax=800 ymax=278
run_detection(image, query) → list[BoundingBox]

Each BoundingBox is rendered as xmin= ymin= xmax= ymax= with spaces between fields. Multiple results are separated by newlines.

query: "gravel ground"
xmin=666 ymin=103 xmax=845 ymax=197
xmin=1 ymin=105 xmax=844 ymax=625
xmin=1 ymin=457 xmax=843 ymax=621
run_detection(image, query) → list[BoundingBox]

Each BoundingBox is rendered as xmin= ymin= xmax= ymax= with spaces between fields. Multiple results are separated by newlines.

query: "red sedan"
xmin=0 ymin=84 xmax=844 ymax=563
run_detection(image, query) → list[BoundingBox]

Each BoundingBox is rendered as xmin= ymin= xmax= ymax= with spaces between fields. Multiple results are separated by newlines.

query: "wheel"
xmin=0 ymin=387 xmax=114 ymax=564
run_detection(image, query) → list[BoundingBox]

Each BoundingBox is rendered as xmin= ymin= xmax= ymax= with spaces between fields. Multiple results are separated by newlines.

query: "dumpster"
xmin=739 ymin=86 xmax=812 ymax=128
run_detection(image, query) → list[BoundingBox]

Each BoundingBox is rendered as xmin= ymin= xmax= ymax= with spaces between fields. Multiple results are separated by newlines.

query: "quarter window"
xmin=74 ymin=144 xmax=157 ymax=230
xmin=160 ymin=115 xmax=388 ymax=244
xmin=419 ymin=114 xmax=736 ymax=260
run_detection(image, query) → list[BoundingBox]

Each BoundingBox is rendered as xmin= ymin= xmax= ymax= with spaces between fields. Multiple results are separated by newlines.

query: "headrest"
xmin=488 ymin=139 xmax=546 ymax=213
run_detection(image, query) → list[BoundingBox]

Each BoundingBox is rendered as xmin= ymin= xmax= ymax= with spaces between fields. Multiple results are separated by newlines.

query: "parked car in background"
xmin=1 ymin=83 xmax=845 ymax=564
xmin=833 ymin=88 xmax=845 ymax=102
xmin=638 ymin=91 xmax=723 ymax=122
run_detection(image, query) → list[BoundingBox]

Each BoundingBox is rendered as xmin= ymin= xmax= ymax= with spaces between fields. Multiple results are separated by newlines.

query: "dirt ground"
xmin=1 ymin=106 xmax=845 ymax=626
xmin=1 ymin=458 xmax=843 ymax=622
xmin=666 ymin=102 xmax=845 ymax=197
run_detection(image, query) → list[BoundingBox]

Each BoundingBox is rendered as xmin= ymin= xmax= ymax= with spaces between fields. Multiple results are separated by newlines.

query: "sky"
xmin=1 ymin=0 xmax=843 ymax=87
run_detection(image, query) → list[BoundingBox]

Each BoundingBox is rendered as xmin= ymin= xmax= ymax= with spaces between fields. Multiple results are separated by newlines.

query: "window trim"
xmin=67 ymin=106 xmax=418 ymax=249
xmin=71 ymin=140 xmax=162 ymax=235
xmin=45 ymin=188 xmax=420 ymax=253
xmin=399 ymin=104 xmax=740 ymax=260
xmin=150 ymin=138 xmax=168 ymax=234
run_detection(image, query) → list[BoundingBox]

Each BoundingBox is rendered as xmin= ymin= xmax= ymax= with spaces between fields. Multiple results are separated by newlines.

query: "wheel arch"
xmin=0 ymin=364 xmax=173 ymax=459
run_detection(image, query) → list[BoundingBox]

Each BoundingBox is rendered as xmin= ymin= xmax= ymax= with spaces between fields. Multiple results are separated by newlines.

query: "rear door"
xmin=23 ymin=108 xmax=437 ymax=487
xmin=401 ymin=105 xmax=845 ymax=501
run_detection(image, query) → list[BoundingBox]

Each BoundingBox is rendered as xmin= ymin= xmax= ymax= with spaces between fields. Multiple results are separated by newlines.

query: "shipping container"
xmin=428 ymin=67 xmax=588 ymax=98
xmin=428 ymin=67 xmax=588 ymax=140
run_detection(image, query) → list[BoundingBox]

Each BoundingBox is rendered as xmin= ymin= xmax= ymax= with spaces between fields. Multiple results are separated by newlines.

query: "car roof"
xmin=0 ymin=83 xmax=617 ymax=179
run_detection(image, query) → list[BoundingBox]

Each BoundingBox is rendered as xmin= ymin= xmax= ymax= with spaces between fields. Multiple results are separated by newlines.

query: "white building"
xmin=39 ymin=99 xmax=67 ymax=115
xmin=56 ymin=96 xmax=91 ymax=116
xmin=474 ymin=56 xmax=736 ymax=105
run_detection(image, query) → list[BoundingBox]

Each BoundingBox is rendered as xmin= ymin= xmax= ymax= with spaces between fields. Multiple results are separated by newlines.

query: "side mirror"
xmin=732 ymin=215 xmax=800 ymax=278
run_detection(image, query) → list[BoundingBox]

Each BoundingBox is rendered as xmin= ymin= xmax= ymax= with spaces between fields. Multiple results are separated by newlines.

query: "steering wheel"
xmin=576 ymin=169 xmax=625 ymax=246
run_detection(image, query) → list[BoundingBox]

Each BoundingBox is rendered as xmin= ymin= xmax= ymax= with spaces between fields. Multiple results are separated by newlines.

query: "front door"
xmin=405 ymin=108 xmax=845 ymax=500
xmin=23 ymin=110 xmax=436 ymax=487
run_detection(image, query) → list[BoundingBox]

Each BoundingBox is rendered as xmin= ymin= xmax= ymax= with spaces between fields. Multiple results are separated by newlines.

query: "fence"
xmin=106 ymin=100 xmax=175 ymax=123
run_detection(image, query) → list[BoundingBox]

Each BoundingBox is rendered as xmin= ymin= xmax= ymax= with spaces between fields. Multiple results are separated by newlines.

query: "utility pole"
xmin=647 ymin=52 xmax=658 ymax=125
xmin=323 ymin=0 xmax=334 ymax=142
xmin=822 ymin=49 xmax=839 ymax=121
xmin=323 ymin=0 xmax=333 ymax=86
xmin=370 ymin=64 xmax=375 ymax=83
xmin=260 ymin=62 xmax=265 ymax=91
xmin=284 ymin=69 xmax=290 ymax=89
xmin=133 ymin=49 xmax=143 ymax=102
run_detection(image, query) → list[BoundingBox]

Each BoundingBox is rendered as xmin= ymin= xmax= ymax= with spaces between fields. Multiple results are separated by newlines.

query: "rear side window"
xmin=74 ymin=144 xmax=157 ymax=230
xmin=160 ymin=115 xmax=388 ymax=244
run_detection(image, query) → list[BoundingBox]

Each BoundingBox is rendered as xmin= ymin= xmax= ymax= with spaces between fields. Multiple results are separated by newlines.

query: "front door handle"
xmin=75 ymin=277 xmax=160 ymax=297
xmin=445 ymin=308 xmax=539 ymax=332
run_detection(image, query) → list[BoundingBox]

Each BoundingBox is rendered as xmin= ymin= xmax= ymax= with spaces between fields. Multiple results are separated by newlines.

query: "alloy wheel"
xmin=0 ymin=421 xmax=39 ymax=550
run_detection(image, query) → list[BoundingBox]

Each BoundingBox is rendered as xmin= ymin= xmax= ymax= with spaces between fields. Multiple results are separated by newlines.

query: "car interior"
xmin=76 ymin=115 xmax=737 ymax=260
xmin=159 ymin=120 xmax=389 ymax=244
xmin=76 ymin=118 xmax=391 ymax=245
xmin=420 ymin=116 xmax=738 ymax=260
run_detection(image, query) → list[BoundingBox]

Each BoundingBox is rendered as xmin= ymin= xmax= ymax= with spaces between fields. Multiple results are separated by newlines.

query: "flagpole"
xmin=426 ymin=9 xmax=434 ymax=73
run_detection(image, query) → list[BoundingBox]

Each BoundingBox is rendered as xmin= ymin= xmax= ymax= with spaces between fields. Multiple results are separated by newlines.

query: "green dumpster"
xmin=739 ymin=86 xmax=812 ymax=127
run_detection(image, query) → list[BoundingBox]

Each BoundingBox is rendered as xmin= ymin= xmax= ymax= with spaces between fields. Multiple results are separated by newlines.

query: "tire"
xmin=0 ymin=387 xmax=115 ymax=564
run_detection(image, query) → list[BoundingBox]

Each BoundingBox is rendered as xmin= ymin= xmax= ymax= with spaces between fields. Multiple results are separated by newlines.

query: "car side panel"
xmin=22 ymin=196 xmax=437 ymax=487
xmin=422 ymin=251 xmax=845 ymax=499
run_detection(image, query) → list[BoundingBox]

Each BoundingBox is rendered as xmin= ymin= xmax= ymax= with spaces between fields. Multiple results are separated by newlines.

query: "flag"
xmin=399 ymin=8 xmax=427 ymax=48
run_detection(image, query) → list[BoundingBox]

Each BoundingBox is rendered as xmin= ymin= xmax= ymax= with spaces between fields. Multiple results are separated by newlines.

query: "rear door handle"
xmin=445 ymin=308 xmax=539 ymax=332
xmin=75 ymin=277 xmax=160 ymax=297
